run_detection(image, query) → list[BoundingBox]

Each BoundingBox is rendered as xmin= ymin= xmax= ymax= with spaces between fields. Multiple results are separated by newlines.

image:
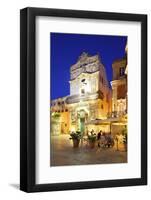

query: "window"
xmin=81 ymin=89 xmax=85 ymax=94
xmin=119 ymin=67 xmax=125 ymax=76
xmin=81 ymin=79 xmax=86 ymax=82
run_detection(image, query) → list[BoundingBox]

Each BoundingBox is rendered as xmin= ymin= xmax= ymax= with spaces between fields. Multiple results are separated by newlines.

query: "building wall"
xmin=110 ymin=45 xmax=128 ymax=136
xmin=60 ymin=112 xmax=70 ymax=134
xmin=70 ymin=72 xmax=99 ymax=95
xmin=111 ymin=58 xmax=127 ymax=115
xmin=111 ymin=125 xmax=126 ymax=137
xmin=112 ymin=59 xmax=127 ymax=80
xmin=87 ymin=124 xmax=110 ymax=134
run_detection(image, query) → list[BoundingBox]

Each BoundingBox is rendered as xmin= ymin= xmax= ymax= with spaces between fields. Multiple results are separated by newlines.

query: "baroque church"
xmin=51 ymin=46 xmax=127 ymax=136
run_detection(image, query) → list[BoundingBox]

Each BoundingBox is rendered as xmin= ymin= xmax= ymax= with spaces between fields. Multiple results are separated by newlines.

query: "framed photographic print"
xmin=20 ymin=7 xmax=147 ymax=192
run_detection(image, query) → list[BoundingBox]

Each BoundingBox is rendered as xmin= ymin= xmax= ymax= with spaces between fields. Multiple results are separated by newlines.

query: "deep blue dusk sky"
xmin=50 ymin=33 xmax=127 ymax=100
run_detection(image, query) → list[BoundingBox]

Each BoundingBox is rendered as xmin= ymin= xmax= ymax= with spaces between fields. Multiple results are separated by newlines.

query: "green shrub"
xmin=87 ymin=134 xmax=97 ymax=142
xmin=122 ymin=128 xmax=127 ymax=144
xmin=69 ymin=131 xmax=82 ymax=140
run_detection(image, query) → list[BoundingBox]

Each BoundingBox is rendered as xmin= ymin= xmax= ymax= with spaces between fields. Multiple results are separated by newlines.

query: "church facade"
xmin=51 ymin=52 xmax=111 ymax=135
xmin=51 ymin=48 xmax=127 ymax=136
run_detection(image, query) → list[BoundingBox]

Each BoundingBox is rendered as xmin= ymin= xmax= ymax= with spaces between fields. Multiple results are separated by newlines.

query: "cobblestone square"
xmin=50 ymin=135 xmax=127 ymax=166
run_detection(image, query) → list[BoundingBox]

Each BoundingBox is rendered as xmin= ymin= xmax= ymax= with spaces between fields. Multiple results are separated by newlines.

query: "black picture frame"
xmin=20 ymin=7 xmax=147 ymax=192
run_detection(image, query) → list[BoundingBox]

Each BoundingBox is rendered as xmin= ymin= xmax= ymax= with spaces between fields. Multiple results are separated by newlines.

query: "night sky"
xmin=50 ymin=33 xmax=127 ymax=100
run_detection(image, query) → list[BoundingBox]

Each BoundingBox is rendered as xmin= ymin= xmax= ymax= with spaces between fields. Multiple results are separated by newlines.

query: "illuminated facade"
xmin=111 ymin=58 xmax=127 ymax=117
xmin=51 ymin=52 xmax=111 ymax=135
xmin=109 ymin=44 xmax=128 ymax=135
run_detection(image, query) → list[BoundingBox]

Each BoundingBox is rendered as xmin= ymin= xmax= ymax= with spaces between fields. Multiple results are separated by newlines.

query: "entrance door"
xmin=80 ymin=118 xmax=85 ymax=134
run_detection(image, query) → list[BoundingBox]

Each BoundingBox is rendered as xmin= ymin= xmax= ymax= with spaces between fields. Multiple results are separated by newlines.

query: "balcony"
xmin=107 ymin=110 xmax=127 ymax=118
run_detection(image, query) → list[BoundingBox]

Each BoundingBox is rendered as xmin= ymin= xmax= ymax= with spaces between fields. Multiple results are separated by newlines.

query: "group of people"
xmin=88 ymin=129 xmax=114 ymax=148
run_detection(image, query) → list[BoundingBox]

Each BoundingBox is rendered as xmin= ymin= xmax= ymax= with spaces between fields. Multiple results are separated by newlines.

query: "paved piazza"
xmin=50 ymin=135 xmax=127 ymax=166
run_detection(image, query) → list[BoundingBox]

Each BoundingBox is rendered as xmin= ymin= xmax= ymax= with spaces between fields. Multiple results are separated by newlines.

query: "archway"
xmin=77 ymin=109 xmax=88 ymax=135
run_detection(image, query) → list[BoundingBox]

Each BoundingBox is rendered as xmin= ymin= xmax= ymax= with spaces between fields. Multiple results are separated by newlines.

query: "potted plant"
xmin=87 ymin=134 xmax=97 ymax=148
xmin=69 ymin=131 xmax=82 ymax=148
xmin=122 ymin=127 xmax=127 ymax=151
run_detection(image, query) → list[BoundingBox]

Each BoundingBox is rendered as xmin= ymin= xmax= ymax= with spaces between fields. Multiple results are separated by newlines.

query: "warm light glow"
xmin=51 ymin=50 xmax=127 ymax=136
xmin=70 ymin=126 xmax=76 ymax=132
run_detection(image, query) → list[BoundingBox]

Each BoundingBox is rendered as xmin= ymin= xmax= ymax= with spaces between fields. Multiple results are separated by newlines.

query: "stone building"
xmin=51 ymin=43 xmax=128 ymax=136
xmin=111 ymin=58 xmax=127 ymax=117
xmin=109 ymin=44 xmax=128 ymax=136
xmin=50 ymin=52 xmax=111 ymax=135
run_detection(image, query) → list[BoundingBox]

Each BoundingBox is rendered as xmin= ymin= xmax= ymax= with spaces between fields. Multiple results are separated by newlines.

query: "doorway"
xmin=80 ymin=118 xmax=85 ymax=134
